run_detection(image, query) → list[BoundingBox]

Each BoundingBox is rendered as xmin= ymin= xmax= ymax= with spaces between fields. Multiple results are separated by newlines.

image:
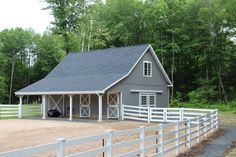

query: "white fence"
xmin=0 ymin=105 xmax=218 ymax=157
xmin=0 ymin=104 xmax=41 ymax=118
xmin=122 ymin=105 xmax=218 ymax=124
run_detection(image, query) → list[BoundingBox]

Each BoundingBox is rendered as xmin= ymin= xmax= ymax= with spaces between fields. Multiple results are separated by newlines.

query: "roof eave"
xmin=15 ymin=90 xmax=105 ymax=96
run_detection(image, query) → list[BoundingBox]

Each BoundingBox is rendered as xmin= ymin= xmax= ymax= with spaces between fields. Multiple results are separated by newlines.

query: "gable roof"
xmin=15 ymin=44 xmax=172 ymax=95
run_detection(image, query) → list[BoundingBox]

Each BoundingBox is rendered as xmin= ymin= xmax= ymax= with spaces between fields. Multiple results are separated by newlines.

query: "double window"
xmin=139 ymin=93 xmax=156 ymax=107
xmin=143 ymin=61 xmax=152 ymax=77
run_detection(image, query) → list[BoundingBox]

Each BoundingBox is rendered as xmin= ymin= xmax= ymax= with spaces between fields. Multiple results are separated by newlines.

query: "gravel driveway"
xmin=198 ymin=125 xmax=236 ymax=157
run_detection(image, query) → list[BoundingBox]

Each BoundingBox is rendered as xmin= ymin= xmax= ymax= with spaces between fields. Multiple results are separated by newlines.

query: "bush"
xmin=188 ymin=86 xmax=217 ymax=103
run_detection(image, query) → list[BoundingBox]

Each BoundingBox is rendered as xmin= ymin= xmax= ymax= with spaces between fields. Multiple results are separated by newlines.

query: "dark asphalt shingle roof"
xmin=16 ymin=44 xmax=149 ymax=94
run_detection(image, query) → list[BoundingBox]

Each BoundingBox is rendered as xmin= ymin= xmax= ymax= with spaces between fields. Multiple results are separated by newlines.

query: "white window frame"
xmin=80 ymin=94 xmax=91 ymax=105
xmin=139 ymin=93 xmax=156 ymax=107
xmin=143 ymin=61 xmax=152 ymax=77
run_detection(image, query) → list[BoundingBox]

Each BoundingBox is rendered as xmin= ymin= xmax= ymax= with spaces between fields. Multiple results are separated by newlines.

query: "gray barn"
xmin=15 ymin=44 xmax=172 ymax=122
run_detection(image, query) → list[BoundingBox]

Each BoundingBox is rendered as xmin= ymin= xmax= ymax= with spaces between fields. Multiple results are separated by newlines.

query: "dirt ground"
xmin=0 ymin=119 xmax=155 ymax=154
xmin=0 ymin=118 xmax=214 ymax=157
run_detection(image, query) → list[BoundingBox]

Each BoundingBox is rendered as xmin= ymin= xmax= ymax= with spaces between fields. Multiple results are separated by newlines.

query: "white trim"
xmin=131 ymin=89 xmax=163 ymax=94
xmin=143 ymin=61 xmax=152 ymax=77
xmin=103 ymin=46 xmax=150 ymax=91
xmin=148 ymin=45 xmax=173 ymax=86
xmin=15 ymin=90 xmax=105 ymax=96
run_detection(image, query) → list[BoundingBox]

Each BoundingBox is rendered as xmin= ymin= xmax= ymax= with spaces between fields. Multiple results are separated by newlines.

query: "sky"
xmin=0 ymin=0 xmax=54 ymax=34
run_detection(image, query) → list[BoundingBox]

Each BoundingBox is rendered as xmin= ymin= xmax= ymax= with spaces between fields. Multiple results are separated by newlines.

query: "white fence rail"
xmin=0 ymin=105 xmax=218 ymax=157
xmin=122 ymin=104 xmax=218 ymax=124
xmin=0 ymin=104 xmax=41 ymax=119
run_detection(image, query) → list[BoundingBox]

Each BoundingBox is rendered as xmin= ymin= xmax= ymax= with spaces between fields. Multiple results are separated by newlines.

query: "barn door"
xmin=107 ymin=93 xmax=119 ymax=119
xmin=80 ymin=94 xmax=90 ymax=118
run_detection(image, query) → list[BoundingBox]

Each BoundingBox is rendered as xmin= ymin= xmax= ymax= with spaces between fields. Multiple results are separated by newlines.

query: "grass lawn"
xmin=219 ymin=111 xmax=236 ymax=126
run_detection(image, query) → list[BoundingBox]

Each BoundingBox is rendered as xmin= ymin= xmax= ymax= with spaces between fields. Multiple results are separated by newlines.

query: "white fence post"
xmin=18 ymin=96 xmax=23 ymax=119
xmin=179 ymin=109 xmax=182 ymax=121
xmin=159 ymin=124 xmax=164 ymax=157
xmin=148 ymin=107 xmax=151 ymax=123
xmin=197 ymin=116 xmax=200 ymax=143
xmin=204 ymin=115 xmax=207 ymax=137
xmin=175 ymin=122 xmax=179 ymax=155
xmin=181 ymin=107 xmax=184 ymax=121
xmin=187 ymin=120 xmax=191 ymax=148
xmin=106 ymin=130 xmax=113 ymax=157
xmin=211 ymin=111 xmax=214 ymax=132
xmin=139 ymin=126 xmax=145 ymax=157
xmin=216 ymin=109 xmax=218 ymax=129
xmin=164 ymin=108 xmax=167 ymax=122
xmin=121 ymin=104 xmax=124 ymax=120
xmin=57 ymin=138 xmax=66 ymax=157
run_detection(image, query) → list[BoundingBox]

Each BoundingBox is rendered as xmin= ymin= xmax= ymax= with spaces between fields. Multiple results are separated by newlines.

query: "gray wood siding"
xmin=108 ymin=50 xmax=169 ymax=107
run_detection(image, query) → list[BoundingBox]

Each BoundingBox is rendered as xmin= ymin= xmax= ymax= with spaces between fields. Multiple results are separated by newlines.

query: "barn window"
xmin=139 ymin=93 xmax=156 ymax=107
xmin=143 ymin=61 xmax=152 ymax=77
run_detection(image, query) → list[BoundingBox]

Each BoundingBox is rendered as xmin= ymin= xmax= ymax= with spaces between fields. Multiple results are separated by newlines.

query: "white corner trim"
xmin=15 ymin=90 xmax=105 ymax=96
xmin=131 ymin=89 xmax=163 ymax=94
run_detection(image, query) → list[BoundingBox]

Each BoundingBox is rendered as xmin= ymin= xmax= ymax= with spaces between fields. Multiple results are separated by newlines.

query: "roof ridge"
xmin=68 ymin=44 xmax=149 ymax=55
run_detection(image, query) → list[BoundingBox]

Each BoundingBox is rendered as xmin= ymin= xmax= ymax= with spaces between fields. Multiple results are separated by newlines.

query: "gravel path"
xmin=198 ymin=125 xmax=236 ymax=157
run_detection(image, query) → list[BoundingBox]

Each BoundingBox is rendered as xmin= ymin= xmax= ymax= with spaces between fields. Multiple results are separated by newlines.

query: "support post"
xmin=69 ymin=95 xmax=73 ymax=121
xmin=106 ymin=130 xmax=113 ymax=157
xmin=180 ymin=107 xmax=184 ymax=121
xmin=98 ymin=93 xmax=103 ymax=123
xmin=197 ymin=116 xmax=200 ymax=143
xmin=211 ymin=111 xmax=214 ymax=132
xmin=139 ymin=126 xmax=145 ymax=157
xmin=187 ymin=120 xmax=191 ymax=148
xmin=42 ymin=95 xmax=46 ymax=119
xmin=159 ymin=123 xmax=164 ymax=157
xmin=175 ymin=122 xmax=179 ymax=155
xmin=18 ymin=95 xmax=23 ymax=119
xmin=204 ymin=115 xmax=207 ymax=137
xmin=147 ymin=106 xmax=151 ymax=123
xmin=56 ymin=138 xmax=66 ymax=157
xmin=121 ymin=103 xmax=124 ymax=120
xmin=163 ymin=108 xmax=167 ymax=122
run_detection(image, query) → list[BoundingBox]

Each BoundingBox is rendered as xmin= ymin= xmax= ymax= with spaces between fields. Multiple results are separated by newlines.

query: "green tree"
xmin=32 ymin=33 xmax=65 ymax=80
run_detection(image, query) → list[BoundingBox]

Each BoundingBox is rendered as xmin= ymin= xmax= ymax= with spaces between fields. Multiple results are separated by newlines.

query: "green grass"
xmin=171 ymin=101 xmax=236 ymax=113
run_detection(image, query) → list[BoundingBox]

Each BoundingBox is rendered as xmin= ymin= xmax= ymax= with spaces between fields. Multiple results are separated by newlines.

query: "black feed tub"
xmin=47 ymin=109 xmax=61 ymax=117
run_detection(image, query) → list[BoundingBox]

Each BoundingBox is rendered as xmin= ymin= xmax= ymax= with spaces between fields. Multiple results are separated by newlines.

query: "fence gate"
xmin=107 ymin=93 xmax=119 ymax=119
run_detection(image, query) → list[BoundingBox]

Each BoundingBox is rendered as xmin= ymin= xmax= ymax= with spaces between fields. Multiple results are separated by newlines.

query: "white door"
xmin=107 ymin=93 xmax=120 ymax=119
xmin=80 ymin=94 xmax=90 ymax=118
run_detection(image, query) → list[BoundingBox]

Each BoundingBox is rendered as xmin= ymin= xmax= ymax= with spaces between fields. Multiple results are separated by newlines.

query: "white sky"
xmin=0 ymin=0 xmax=54 ymax=34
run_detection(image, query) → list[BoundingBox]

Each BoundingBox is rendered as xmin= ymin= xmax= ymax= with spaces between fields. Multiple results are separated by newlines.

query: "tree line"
xmin=0 ymin=0 xmax=235 ymax=104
